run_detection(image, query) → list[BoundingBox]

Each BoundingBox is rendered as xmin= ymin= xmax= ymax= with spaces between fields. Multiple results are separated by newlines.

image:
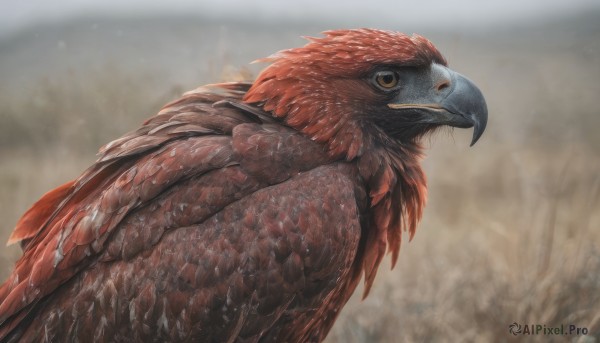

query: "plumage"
xmin=0 ymin=29 xmax=487 ymax=342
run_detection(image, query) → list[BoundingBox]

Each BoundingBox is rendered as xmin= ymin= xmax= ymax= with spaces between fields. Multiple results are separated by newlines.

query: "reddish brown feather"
xmin=1 ymin=29 xmax=445 ymax=342
xmin=7 ymin=180 xmax=75 ymax=247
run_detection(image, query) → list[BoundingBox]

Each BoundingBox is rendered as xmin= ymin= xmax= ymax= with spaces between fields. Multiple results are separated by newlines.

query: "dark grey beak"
xmin=387 ymin=64 xmax=488 ymax=146
xmin=440 ymin=71 xmax=488 ymax=146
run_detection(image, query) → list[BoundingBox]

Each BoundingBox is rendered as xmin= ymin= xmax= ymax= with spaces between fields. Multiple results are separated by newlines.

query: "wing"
xmin=0 ymin=83 xmax=366 ymax=342
xmin=0 ymin=82 xmax=256 ymax=339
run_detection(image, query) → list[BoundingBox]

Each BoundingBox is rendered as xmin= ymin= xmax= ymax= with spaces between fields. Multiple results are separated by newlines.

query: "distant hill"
xmin=0 ymin=10 xmax=598 ymax=93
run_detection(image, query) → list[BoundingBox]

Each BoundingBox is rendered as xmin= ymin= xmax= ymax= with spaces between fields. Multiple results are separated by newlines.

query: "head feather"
xmin=244 ymin=29 xmax=446 ymax=159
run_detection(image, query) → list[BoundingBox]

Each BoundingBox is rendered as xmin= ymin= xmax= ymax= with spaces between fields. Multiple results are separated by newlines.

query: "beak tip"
xmin=469 ymin=115 xmax=486 ymax=147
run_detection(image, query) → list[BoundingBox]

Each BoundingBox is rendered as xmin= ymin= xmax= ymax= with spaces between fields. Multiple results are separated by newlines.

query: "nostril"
xmin=436 ymin=80 xmax=451 ymax=92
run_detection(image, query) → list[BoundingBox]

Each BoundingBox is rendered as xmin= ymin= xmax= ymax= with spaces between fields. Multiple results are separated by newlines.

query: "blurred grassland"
xmin=0 ymin=14 xmax=599 ymax=342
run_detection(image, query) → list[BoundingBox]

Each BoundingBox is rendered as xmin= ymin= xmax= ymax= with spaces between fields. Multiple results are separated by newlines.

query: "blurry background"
xmin=1 ymin=0 xmax=599 ymax=341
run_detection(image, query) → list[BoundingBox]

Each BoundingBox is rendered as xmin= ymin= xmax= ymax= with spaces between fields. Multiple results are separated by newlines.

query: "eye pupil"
xmin=375 ymin=71 xmax=398 ymax=89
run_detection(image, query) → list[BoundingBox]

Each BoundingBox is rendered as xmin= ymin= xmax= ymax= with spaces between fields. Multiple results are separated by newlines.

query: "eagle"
xmin=0 ymin=29 xmax=487 ymax=342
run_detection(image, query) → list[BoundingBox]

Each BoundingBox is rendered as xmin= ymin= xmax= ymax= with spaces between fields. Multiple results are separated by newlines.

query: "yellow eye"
xmin=374 ymin=71 xmax=399 ymax=89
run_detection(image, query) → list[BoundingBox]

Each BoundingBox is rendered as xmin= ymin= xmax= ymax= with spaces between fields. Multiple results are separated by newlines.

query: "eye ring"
xmin=374 ymin=70 xmax=399 ymax=90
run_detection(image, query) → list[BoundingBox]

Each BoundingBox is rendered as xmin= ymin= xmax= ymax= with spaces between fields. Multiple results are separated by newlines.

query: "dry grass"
xmin=1 ymin=17 xmax=599 ymax=342
xmin=328 ymin=144 xmax=600 ymax=342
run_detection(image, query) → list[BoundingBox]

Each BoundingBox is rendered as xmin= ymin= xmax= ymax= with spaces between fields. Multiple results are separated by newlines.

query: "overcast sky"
xmin=1 ymin=0 xmax=599 ymax=35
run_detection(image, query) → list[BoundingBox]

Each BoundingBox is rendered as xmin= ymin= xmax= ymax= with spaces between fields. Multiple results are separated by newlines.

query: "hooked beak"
xmin=388 ymin=64 xmax=488 ymax=146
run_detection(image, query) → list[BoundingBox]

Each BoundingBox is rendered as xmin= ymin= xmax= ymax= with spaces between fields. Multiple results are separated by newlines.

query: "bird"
xmin=0 ymin=29 xmax=487 ymax=342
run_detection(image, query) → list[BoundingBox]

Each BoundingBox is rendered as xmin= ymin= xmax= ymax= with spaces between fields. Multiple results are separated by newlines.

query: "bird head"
xmin=244 ymin=29 xmax=487 ymax=159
